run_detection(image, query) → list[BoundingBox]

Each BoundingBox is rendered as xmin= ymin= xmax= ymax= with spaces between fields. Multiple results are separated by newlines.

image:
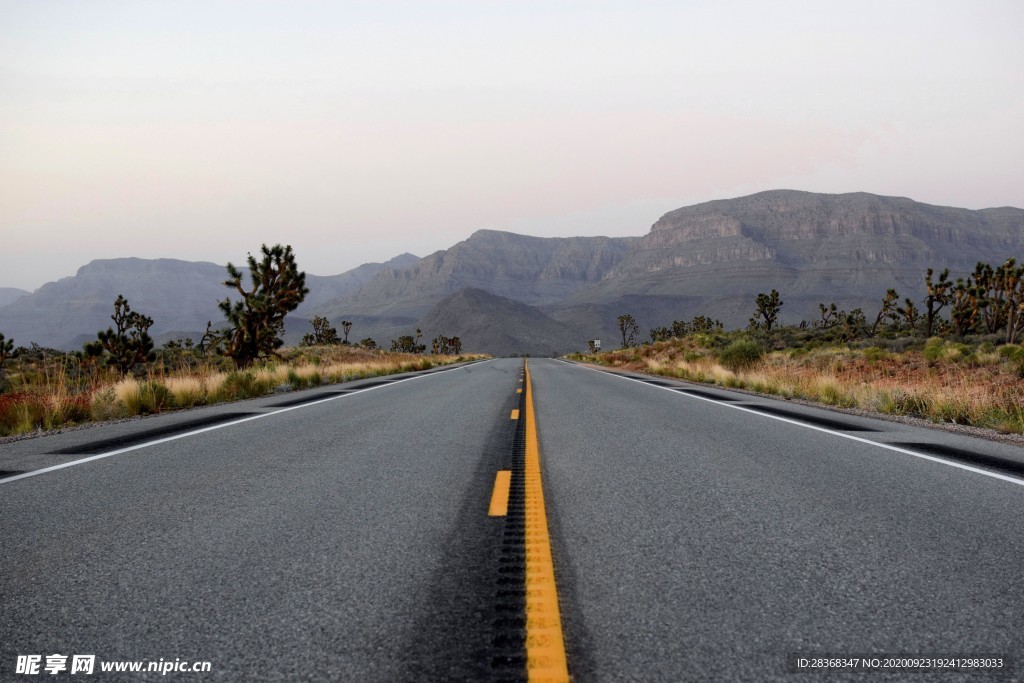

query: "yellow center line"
xmin=511 ymin=409 xmax=520 ymax=420
xmin=488 ymin=470 xmax=512 ymax=516
xmin=523 ymin=359 xmax=570 ymax=682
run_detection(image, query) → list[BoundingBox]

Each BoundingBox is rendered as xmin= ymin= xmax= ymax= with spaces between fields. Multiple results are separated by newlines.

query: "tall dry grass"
xmin=576 ymin=339 xmax=1024 ymax=434
xmin=0 ymin=346 xmax=485 ymax=437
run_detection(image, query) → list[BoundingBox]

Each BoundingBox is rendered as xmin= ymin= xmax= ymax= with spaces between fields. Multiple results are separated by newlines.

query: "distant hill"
xmin=298 ymin=253 xmax=420 ymax=314
xmin=321 ymin=230 xmax=637 ymax=320
xmin=0 ymin=288 xmax=29 ymax=307
xmin=416 ymin=288 xmax=585 ymax=357
xmin=0 ymin=254 xmax=419 ymax=349
xmin=4 ymin=190 xmax=1022 ymax=355
xmin=0 ymin=259 xmax=230 ymax=349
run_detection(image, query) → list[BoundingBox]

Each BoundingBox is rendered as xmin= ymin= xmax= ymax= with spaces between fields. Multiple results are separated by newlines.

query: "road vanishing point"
xmin=3 ymin=358 xmax=1024 ymax=681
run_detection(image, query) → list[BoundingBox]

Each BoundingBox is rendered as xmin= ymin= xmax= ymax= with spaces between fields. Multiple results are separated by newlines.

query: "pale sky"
xmin=2 ymin=0 xmax=1022 ymax=291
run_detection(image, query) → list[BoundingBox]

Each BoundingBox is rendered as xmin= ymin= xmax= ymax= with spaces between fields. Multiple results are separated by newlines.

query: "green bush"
xmin=862 ymin=347 xmax=890 ymax=362
xmin=922 ymin=337 xmax=946 ymax=362
xmin=920 ymin=338 xmax=972 ymax=362
xmin=90 ymin=387 xmax=123 ymax=421
xmin=997 ymin=344 xmax=1024 ymax=361
xmin=877 ymin=390 xmax=929 ymax=418
xmin=122 ymin=381 xmax=173 ymax=415
xmin=217 ymin=371 xmax=272 ymax=401
xmin=718 ymin=339 xmax=764 ymax=371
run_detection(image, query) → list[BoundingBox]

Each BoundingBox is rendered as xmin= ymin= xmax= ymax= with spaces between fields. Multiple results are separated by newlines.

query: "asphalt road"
xmin=3 ymin=358 xmax=1024 ymax=681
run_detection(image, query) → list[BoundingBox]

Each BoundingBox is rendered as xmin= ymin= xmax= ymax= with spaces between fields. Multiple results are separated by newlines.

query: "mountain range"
xmin=2 ymin=190 xmax=1022 ymax=354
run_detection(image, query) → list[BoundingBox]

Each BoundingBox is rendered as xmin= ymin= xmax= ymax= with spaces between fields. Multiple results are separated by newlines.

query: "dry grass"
xmin=0 ymin=345 xmax=487 ymax=437
xmin=573 ymin=339 xmax=1024 ymax=434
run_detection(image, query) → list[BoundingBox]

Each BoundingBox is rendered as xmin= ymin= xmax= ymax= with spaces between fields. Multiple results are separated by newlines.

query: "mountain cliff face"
xmin=622 ymin=191 xmax=1020 ymax=278
xmin=324 ymin=230 xmax=637 ymax=319
xmin=551 ymin=191 xmax=1024 ymax=340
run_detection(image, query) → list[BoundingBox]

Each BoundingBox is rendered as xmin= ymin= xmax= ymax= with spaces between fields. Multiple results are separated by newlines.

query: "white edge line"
xmin=1 ymin=360 xmax=494 ymax=486
xmin=568 ymin=361 xmax=1024 ymax=488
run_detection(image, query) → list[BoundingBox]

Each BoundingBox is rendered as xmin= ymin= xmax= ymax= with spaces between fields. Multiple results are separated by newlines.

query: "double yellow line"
xmin=489 ymin=361 xmax=570 ymax=681
xmin=522 ymin=360 xmax=570 ymax=682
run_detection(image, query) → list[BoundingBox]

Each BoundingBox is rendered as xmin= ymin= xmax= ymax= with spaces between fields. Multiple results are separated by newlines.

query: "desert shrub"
xmin=117 ymin=380 xmax=173 ymax=416
xmin=49 ymin=392 xmax=92 ymax=426
xmin=930 ymin=399 xmax=973 ymax=425
xmin=877 ymin=390 xmax=929 ymax=418
xmin=997 ymin=344 xmax=1024 ymax=362
xmin=921 ymin=337 xmax=972 ymax=362
xmin=287 ymin=368 xmax=322 ymax=390
xmin=862 ymin=347 xmax=890 ymax=362
xmin=816 ymin=381 xmax=855 ymax=408
xmin=718 ymin=339 xmax=764 ymax=371
xmin=0 ymin=392 xmax=48 ymax=436
xmin=691 ymin=333 xmax=717 ymax=349
xmin=215 ymin=371 xmax=273 ymax=401
xmin=90 ymin=387 xmax=122 ymax=421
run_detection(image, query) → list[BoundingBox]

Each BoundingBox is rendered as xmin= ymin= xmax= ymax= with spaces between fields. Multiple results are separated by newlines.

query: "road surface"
xmin=2 ymin=358 xmax=1023 ymax=681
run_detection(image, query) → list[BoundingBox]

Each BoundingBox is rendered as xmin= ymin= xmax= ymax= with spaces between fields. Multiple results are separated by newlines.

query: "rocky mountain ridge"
xmin=0 ymin=254 xmax=420 ymax=349
xmin=3 ymin=191 xmax=1022 ymax=354
xmin=325 ymin=230 xmax=637 ymax=320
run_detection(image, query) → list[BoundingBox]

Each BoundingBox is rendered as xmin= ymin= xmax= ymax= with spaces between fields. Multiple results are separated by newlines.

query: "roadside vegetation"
xmin=0 ymin=244 xmax=483 ymax=437
xmin=573 ymin=258 xmax=1024 ymax=435
xmin=0 ymin=344 xmax=482 ymax=438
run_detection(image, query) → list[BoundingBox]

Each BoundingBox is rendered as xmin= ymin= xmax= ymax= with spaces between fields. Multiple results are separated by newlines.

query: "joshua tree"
xmin=973 ymin=261 xmax=1006 ymax=334
xmin=923 ymin=268 xmax=953 ymax=337
xmin=839 ymin=308 xmax=867 ymax=341
xmin=302 ymin=316 xmax=340 ymax=346
xmin=949 ymin=277 xmax=985 ymax=338
xmin=869 ymin=289 xmax=901 ymax=336
xmin=996 ymin=259 xmax=1024 ymax=344
xmin=391 ymin=332 xmax=426 ymax=354
xmin=84 ymin=295 xmax=155 ymax=376
xmin=749 ymin=289 xmax=783 ymax=332
xmin=198 ymin=321 xmax=223 ymax=356
xmin=816 ymin=302 xmax=839 ymax=329
xmin=649 ymin=326 xmax=671 ymax=343
xmin=617 ymin=314 xmax=639 ymax=348
xmin=0 ymin=332 xmax=13 ymax=384
xmin=430 ymin=335 xmax=463 ymax=355
xmin=896 ymin=298 xmax=921 ymax=333
xmin=341 ymin=320 xmax=353 ymax=345
xmin=689 ymin=315 xmax=723 ymax=333
xmin=218 ymin=244 xmax=309 ymax=367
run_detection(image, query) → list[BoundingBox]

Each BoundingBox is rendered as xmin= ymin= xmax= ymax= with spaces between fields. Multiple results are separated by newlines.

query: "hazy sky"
xmin=2 ymin=0 xmax=1022 ymax=290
